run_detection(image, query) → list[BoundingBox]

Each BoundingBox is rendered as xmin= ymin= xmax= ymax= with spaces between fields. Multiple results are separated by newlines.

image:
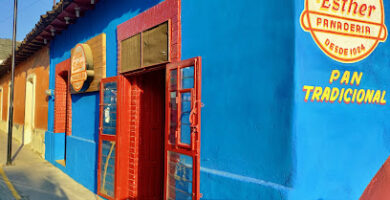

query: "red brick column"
xmin=54 ymin=59 xmax=72 ymax=135
xmin=128 ymin=78 xmax=141 ymax=198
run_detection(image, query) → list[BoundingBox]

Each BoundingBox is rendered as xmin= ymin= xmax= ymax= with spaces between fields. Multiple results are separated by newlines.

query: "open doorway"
xmin=55 ymin=70 xmax=71 ymax=166
xmin=135 ymin=69 xmax=165 ymax=199
xmin=99 ymin=69 xmax=166 ymax=199
xmin=117 ymin=68 xmax=166 ymax=199
xmin=98 ymin=57 xmax=202 ymax=200
xmin=24 ymin=74 xmax=36 ymax=145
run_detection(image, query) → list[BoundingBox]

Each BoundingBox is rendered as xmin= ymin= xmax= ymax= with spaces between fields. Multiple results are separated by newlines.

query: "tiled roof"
xmin=0 ymin=0 xmax=99 ymax=74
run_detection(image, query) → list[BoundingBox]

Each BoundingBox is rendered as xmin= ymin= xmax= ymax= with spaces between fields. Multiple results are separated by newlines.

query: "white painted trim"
xmin=6 ymin=81 xmax=10 ymax=131
xmin=24 ymin=73 xmax=36 ymax=144
xmin=0 ymin=86 xmax=3 ymax=122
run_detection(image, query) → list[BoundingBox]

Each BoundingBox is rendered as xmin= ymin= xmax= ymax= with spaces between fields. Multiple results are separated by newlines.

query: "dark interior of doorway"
xmin=57 ymin=71 xmax=69 ymax=166
xmin=128 ymin=69 xmax=165 ymax=199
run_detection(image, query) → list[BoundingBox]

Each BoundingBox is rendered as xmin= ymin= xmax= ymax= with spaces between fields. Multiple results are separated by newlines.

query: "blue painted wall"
xmin=44 ymin=0 xmax=390 ymax=199
xmin=47 ymin=0 xmax=297 ymax=198
xmin=46 ymin=0 xmax=163 ymax=192
xmin=290 ymin=0 xmax=390 ymax=199
xmin=181 ymin=1 xmax=295 ymax=199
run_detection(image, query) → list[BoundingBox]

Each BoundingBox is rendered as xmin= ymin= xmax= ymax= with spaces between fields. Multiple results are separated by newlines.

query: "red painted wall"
xmin=360 ymin=156 xmax=390 ymax=200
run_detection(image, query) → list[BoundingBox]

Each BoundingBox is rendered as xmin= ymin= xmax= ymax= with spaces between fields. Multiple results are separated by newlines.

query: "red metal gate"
xmin=164 ymin=57 xmax=202 ymax=200
xmin=98 ymin=76 xmax=120 ymax=200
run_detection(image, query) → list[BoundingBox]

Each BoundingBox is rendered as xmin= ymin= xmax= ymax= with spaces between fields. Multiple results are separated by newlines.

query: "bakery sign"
xmin=70 ymin=43 xmax=95 ymax=93
xmin=300 ymin=0 xmax=387 ymax=63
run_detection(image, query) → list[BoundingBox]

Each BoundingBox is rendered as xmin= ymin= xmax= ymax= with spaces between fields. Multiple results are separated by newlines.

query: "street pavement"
xmin=0 ymin=131 xmax=98 ymax=200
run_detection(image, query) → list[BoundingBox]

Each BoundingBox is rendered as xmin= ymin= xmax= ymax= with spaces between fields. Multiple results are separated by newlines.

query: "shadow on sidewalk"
xmin=1 ymin=127 xmax=96 ymax=199
xmin=11 ymin=144 xmax=24 ymax=162
xmin=1 ymin=131 xmax=24 ymax=165
xmin=5 ymin=169 xmax=71 ymax=200
xmin=2 ymin=131 xmax=70 ymax=199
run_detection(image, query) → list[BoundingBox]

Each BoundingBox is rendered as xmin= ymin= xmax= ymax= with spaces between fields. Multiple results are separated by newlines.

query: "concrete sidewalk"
xmin=0 ymin=131 xmax=98 ymax=200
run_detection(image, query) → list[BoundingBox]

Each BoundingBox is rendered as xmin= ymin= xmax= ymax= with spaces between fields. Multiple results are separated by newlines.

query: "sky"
xmin=0 ymin=0 xmax=60 ymax=41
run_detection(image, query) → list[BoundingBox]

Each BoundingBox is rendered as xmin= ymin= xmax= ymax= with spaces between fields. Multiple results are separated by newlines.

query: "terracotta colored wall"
xmin=360 ymin=156 xmax=390 ymax=200
xmin=13 ymin=65 xmax=27 ymax=125
xmin=31 ymin=65 xmax=50 ymax=129
xmin=0 ymin=77 xmax=10 ymax=121
xmin=0 ymin=46 xmax=49 ymax=129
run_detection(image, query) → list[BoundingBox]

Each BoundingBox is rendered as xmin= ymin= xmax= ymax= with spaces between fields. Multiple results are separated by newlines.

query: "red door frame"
xmin=113 ymin=0 xmax=182 ymax=197
xmin=97 ymin=76 xmax=121 ymax=200
xmin=98 ymin=57 xmax=201 ymax=199
xmin=126 ymin=68 xmax=166 ymax=198
xmin=164 ymin=57 xmax=202 ymax=200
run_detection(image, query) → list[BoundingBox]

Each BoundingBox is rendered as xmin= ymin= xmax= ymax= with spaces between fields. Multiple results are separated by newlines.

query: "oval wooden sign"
xmin=71 ymin=43 xmax=94 ymax=93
